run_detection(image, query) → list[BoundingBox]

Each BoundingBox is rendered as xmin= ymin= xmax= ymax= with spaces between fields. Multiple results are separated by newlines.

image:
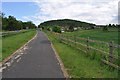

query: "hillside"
xmin=38 ymin=19 xmax=96 ymax=28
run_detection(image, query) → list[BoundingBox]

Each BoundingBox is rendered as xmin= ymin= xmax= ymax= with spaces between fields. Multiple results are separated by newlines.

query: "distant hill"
xmin=38 ymin=19 xmax=96 ymax=28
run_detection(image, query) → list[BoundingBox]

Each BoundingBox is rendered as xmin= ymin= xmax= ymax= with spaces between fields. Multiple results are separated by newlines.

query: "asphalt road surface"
xmin=2 ymin=30 xmax=64 ymax=78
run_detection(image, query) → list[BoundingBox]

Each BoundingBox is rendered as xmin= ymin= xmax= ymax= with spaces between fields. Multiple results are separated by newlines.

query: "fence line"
xmin=61 ymin=36 xmax=118 ymax=59
xmin=52 ymin=32 xmax=120 ymax=70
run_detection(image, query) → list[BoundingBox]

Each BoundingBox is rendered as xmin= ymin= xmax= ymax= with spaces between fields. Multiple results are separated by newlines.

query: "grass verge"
xmin=45 ymin=31 xmax=118 ymax=78
xmin=2 ymin=29 xmax=36 ymax=61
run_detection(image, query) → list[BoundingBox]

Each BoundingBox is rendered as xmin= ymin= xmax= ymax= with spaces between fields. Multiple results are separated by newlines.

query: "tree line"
xmin=38 ymin=19 xmax=119 ymax=32
xmin=101 ymin=24 xmax=120 ymax=31
xmin=38 ymin=19 xmax=96 ymax=29
xmin=0 ymin=12 xmax=36 ymax=31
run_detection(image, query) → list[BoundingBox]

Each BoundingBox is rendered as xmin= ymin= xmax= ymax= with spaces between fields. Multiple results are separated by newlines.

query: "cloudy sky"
xmin=2 ymin=0 xmax=119 ymax=26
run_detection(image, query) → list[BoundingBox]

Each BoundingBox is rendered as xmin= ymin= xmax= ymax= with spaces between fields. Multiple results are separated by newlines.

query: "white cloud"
xmin=22 ymin=0 xmax=119 ymax=25
xmin=2 ymin=0 xmax=34 ymax=2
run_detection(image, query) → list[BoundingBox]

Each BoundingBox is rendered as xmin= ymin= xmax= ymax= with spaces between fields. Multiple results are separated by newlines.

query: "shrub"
xmin=69 ymin=26 xmax=74 ymax=32
xmin=52 ymin=26 xmax=61 ymax=33
xmin=47 ymin=27 xmax=50 ymax=31
xmin=103 ymin=26 xmax=108 ymax=31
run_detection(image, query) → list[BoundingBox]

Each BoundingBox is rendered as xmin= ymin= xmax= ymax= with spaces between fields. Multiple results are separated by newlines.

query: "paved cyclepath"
xmin=3 ymin=30 xmax=64 ymax=78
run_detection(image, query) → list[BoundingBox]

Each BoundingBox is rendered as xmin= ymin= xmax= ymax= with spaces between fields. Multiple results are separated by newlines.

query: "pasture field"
xmin=62 ymin=29 xmax=119 ymax=58
xmin=44 ymin=30 xmax=118 ymax=78
xmin=2 ymin=29 xmax=36 ymax=61
xmin=63 ymin=29 xmax=119 ymax=44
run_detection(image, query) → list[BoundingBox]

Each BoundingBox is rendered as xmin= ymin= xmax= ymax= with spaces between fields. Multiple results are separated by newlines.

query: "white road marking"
xmin=15 ymin=55 xmax=21 ymax=59
xmin=17 ymin=57 xmax=21 ymax=62
xmin=5 ymin=62 xmax=11 ymax=67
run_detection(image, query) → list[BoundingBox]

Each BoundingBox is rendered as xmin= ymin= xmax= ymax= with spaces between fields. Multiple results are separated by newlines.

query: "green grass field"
xmin=63 ymin=29 xmax=119 ymax=44
xmin=62 ymin=29 xmax=119 ymax=58
xmin=45 ymin=31 xmax=118 ymax=78
xmin=1 ymin=29 xmax=36 ymax=61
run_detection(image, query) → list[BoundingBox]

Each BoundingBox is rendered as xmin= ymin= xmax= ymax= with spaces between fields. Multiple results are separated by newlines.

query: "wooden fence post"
xmin=61 ymin=34 xmax=63 ymax=42
xmin=67 ymin=35 xmax=69 ymax=44
xmin=86 ymin=37 xmax=90 ymax=55
xmin=109 ymin=41 xmax=114 ymax=63
xmin=74 ymin=35 xmax=76 ymax=46
xmin=59 ymin=34 xmax=61 ymax=42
